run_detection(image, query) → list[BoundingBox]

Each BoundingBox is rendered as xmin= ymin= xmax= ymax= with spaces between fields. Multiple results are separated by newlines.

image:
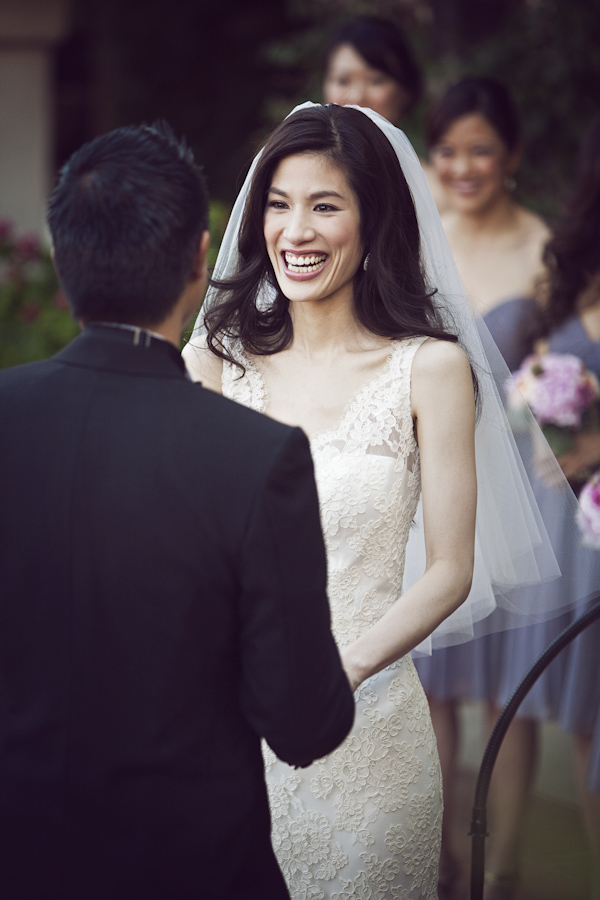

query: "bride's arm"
xmin=341 ymin=338 xmax=477 ymax=691
xmin=181 ymin=335 xmax=223 ymax=393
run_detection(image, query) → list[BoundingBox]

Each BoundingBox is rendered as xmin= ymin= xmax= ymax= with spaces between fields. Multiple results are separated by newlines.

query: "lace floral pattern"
xmin=223 ymin=338 xmax=441 ymax=899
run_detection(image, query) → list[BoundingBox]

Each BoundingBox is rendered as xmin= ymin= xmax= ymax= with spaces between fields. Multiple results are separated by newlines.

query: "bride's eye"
xmin=266 ymin=200 xmax=288 ymax=210
xmin=314 ymin=203 xmax=339 ymax=213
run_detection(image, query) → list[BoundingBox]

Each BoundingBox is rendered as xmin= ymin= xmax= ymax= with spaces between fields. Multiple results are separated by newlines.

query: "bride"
xmin=183 ymin=104 xmax=569 ymax=898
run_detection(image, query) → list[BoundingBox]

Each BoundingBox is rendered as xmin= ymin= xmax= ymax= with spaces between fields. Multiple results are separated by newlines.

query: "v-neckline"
xmin=236 ymin=338 xmax=416 ymax=445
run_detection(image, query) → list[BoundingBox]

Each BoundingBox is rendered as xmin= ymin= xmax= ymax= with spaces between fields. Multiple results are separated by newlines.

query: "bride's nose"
xmin=283 ymin=209 xmax=315 ymax=245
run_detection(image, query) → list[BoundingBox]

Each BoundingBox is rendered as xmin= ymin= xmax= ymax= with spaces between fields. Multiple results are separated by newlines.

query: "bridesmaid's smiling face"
xmin=430 ymin=113 xmax=520 ymax=216
xmin=264 ymin=152 xmax=363 ymax=308
xmin=323 ymin=44 xmax=410 ymax=124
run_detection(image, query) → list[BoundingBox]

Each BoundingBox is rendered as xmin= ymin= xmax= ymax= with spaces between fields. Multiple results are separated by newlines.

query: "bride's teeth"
xmin=284 ymin=252 xmax=327 ymax=272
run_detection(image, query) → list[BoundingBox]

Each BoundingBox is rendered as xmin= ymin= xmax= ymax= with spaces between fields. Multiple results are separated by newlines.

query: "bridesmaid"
xmin=413 ymin=77 xmax=553 ymax=900
xmin=322 ymin=15 xmax=422 ymax=123
xmin=321 ymin=15 xmax=448 ymax=211
xmin=427 ymin=76 xmax=549 ymax=325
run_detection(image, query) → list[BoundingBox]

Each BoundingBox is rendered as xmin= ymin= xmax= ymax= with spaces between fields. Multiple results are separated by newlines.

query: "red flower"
xmin=15 ymin=233 xmax=41 ymax=260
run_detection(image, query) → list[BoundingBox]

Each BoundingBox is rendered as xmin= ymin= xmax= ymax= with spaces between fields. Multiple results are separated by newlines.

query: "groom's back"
xmin=0 ymin=351 xmax=291 ymax=898
xmin=0 ymin=121 xmax=353 ymax=900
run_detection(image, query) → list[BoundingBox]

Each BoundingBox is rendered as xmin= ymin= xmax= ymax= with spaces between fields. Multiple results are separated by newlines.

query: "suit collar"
xmin=55 ymin=324 xmax=189 ymax=379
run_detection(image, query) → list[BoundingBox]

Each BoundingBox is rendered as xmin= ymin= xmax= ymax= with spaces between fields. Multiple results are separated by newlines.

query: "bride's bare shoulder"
xmin=182 ymin=334 xmax=223 ymax=394
xmin=412 ymin=337 xmax=470 ymax=376
xmin=410 ymin=338 xmax=475 ymax=426
xmin=411 ymin=337 xmax=473 ymax=402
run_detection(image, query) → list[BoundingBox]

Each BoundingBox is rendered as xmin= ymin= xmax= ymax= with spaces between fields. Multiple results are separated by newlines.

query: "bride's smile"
xmin=264 ymin=151 xmax=363 ymax=306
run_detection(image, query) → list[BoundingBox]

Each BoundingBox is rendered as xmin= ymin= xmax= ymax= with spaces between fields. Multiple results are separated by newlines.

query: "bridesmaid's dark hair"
xmin=322 ymin=16 xmax=422 ymax=113
xmin=426 ymin=76 xmax=520 ymax=152
xmin=532 ymin=114 xmax=600 ymax=338
xmin=205 ymin=104 xmax=459 ymax=368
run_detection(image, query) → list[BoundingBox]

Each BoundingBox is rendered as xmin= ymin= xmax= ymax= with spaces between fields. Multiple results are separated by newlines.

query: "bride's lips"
xmin=281 ymin=250 xmax=328 ymax=281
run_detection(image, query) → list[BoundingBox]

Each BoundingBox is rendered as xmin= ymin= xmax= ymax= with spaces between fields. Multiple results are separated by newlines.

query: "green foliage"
xmin=207 ymin=200 xmax=231 ymax=270
xmin=0 ymin=221 xmax=79 ymax=369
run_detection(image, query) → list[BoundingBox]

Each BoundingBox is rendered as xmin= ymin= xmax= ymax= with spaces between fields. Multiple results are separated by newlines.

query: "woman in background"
xmin=428 ymin=77 xmax=549 ymax=329
xmin=321 ymin=16 xmax=447 ymax=211
xmin=322 ymin=16 xmax=422 ymax=125
xmin=414 ymin=77 xmax=552 ymax=899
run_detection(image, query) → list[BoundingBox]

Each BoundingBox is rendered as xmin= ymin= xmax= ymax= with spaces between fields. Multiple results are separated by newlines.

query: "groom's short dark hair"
xmin=48 ymin=122 xmax=209 ymax=326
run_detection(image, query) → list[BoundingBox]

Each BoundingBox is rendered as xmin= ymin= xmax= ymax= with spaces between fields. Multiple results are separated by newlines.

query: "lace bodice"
xmin=222 ymin=336 xmax=440 ymax=900
xmin=222 ymin=337 xmax=425 ymax=649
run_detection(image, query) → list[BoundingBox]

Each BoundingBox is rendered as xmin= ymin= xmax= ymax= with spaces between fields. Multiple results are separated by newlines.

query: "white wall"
xmin=0 ymin=0 xmax=70 ymax=233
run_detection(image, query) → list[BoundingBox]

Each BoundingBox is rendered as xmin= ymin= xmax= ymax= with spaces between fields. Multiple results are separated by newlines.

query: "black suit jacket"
xmin=0 ymin=325 xmax=354 ymax=900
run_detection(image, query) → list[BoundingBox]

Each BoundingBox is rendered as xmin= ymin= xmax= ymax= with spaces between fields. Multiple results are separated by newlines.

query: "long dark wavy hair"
xmin=205 ymin=104 xmax=459 ymax=369
xmin=530 ymin=114 xmax=600 ymax=340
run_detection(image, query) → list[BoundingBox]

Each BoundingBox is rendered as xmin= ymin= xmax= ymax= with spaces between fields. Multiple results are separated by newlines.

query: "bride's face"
xmin=264 ymin=152 xmax=363 ymax=307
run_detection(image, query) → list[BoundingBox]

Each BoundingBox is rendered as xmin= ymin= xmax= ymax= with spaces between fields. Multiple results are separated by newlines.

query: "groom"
xmin=0 ymin=123 xmax=354 ymax=900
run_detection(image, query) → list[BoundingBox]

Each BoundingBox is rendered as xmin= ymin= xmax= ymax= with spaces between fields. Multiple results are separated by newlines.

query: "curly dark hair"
xmin=204 ymin=104 xmax=459 ymax=370
xmin=532 ymin=114 xmax=600 ymax=339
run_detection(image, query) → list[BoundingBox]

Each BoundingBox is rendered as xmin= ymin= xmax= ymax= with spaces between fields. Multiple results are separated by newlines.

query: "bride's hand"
xmin=340 ymin=645 xmax=365 ymax=693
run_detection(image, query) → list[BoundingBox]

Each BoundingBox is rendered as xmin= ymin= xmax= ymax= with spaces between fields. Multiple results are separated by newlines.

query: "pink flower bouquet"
xmin=506 ymin=353 xmax=600 ymax=456
xmin=577 ymin=472 xmax=600 ymax=549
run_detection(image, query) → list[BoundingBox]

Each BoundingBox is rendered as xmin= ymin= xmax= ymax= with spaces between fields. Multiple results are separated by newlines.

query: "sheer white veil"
xmin=189 ymin=101 xmax=595 ymax=654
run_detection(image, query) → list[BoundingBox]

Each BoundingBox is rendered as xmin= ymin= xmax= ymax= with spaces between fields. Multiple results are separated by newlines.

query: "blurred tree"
xmin=55 ymin=0 xmax=298 ymax=202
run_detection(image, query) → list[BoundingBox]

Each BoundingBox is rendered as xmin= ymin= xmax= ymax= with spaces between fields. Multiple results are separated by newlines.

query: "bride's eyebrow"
xmin=267 ymin=186 xmax=346 ymax=201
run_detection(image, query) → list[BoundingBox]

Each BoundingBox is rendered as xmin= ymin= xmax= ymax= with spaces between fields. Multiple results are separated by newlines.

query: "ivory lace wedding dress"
xmin=222 ymin=336 xmax=441 ymax=900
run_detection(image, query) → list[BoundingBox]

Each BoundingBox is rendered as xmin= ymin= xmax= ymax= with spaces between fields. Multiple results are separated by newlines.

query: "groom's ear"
xmin=50 ymin=245 xmax=59 ymax=276
xmin=191 ymin=230 xmax=211 ymax=280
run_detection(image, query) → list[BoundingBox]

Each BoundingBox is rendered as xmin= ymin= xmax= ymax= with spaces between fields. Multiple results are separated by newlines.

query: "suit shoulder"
xmin=0 ymin=358 xmax=59 ymax=393
xmin=184 ymin=380 xmax=308 ymax=460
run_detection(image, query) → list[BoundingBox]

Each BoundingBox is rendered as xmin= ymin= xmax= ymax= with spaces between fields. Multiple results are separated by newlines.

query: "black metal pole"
xmin=470 ymin=597 xmax=600 ymax=900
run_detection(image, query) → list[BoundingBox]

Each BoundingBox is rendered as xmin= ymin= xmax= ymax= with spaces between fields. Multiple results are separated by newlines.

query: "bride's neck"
xmin=288 ymin=293 xmax=375 ymax=357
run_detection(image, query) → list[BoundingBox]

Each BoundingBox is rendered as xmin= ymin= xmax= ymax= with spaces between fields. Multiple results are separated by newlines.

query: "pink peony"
xmin=577 ymin=473 xmax=600 ymax=549
xmin=508 ymin=353 xmax=600 ymax=429
xmin=14 ymin=232 xmax=41 ymax=260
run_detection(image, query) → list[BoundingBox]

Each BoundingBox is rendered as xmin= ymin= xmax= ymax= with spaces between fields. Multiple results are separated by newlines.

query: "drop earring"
xmin=363 ymin=253 xmax=370 ymax=271
xmin=504 ymin=175 xmax=517 ymax=192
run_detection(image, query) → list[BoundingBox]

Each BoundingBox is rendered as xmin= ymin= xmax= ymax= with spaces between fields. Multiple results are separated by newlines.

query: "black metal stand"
xmin=469 ymin=597 xmax=600 ymax=900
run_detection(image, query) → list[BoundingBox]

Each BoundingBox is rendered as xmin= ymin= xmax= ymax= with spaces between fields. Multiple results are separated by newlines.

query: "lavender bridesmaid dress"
xmin=414 ymin=298 xmax=600 ymax=792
